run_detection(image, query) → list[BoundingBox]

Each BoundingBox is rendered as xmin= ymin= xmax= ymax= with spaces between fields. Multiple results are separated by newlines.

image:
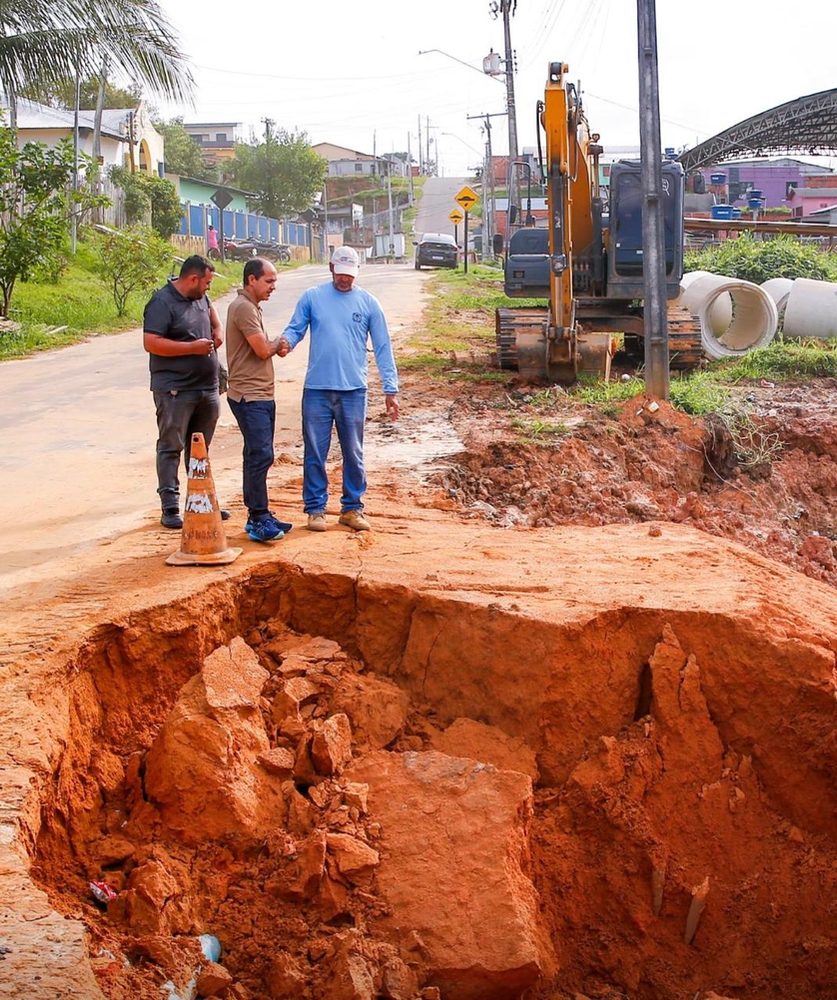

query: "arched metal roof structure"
xmin=678 ymin=88 xmax=837 ymax=172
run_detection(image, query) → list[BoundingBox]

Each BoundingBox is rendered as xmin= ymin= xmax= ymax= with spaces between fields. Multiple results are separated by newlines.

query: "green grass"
xmin=402 ymin=266 xmax=544 ymax=382
xmin=512 ymin=416 xmax=571 ymax=442
xmin=0 ymin=239 xmax=245 ymax=361
xmin=713 ymin=341 xmax=837 ymax=382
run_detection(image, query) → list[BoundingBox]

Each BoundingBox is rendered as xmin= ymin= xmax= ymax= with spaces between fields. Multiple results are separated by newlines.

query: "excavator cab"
xmin=606 ymin=159 xmax=685 ymax=300
xmin=504 ymin=228 xmax=550 ymax=298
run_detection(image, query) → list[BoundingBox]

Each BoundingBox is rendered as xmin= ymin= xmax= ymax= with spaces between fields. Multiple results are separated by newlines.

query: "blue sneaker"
xmin=245 ymin=516 xmax=284 ymax=543
xmin=267 ymin=513 xmax=293 ymax=534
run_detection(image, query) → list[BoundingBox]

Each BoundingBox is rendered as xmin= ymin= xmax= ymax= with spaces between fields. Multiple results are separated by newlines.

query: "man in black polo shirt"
xmin=143 ymin=255 xmax=227 ymax=529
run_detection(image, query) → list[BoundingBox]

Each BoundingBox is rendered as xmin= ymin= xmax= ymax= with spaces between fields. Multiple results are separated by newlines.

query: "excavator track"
xmin=496 ymin=304 xmax=703 ymax=378
xmin=665 ymin=305 xmax=703 ymax=370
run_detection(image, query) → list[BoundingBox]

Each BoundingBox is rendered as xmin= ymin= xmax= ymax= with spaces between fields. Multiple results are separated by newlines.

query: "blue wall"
xmin=179 ymin=202 xmax=310 ymax=247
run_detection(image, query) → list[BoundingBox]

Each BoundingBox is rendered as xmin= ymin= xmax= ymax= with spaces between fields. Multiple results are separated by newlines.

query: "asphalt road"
xmin=414 ymin=176 xmax=470 ymax=241
xmin=0 ymin=262 xmax=428 ymax=594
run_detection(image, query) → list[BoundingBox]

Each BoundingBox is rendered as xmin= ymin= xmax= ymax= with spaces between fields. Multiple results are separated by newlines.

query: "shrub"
xmin=111 ymin=167 xmax=183 ymax=239
xmin=95 ymin=226 xmax=173 ymax=316
xmin=685 ymin=233 xmax=837 ymax=284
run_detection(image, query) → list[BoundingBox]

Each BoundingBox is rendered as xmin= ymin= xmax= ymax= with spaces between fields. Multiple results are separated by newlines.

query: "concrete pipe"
xmin=680 ymin=274 xmax=779 ymax=360
xmin=760 ymin=277 xmax=794 ymax=323
xmin=680 ymin=271 xmax=732 ymax=337
xmin=782 ymin=278 xmax=837 ymax=340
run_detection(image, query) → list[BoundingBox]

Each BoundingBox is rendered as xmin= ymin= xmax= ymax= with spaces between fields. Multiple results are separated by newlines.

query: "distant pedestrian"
xmin=278 ymin=246 xmax=399 ymax=532
xmin=207 ymin=224 xmax=219 ymax=255
xmin=143 ymin=255 xmax=229 ymax=530
xmin=226 ymin=257 xmax=293 ymax=542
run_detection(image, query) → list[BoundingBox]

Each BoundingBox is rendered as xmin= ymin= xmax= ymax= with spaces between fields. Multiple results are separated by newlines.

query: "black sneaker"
xmin=221 ymin=509 xmax=231 ymax=521
xmin=161 ymin=508 xmax=183 ymax=530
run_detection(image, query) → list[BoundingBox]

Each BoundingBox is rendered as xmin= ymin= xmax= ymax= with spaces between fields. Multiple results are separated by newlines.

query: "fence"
xmin=179 ymin=201 xmax=310 ymax=251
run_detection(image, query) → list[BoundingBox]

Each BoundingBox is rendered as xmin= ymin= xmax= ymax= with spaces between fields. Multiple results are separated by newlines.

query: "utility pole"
xmin=71 ymin=68 xmax=80 ymax=254
xmin=426 ymin=115 xmax=431 ymax=177
xmin=417 ymin=115 xmax=423 ymax=174
xmin=469 ymin=111 xmax=505 ymax=251
xmin=493 ymin=0 xmax=520 ymax=232
xmin=637 ymin=0 xmax=670 ymax=399
xmin=386 ymin=162 xmax=395 ymax=260
xmin=407 ymin=132 xmax=415 ymax=206
xmin=373 ymin=129 xmax=377 ymax=177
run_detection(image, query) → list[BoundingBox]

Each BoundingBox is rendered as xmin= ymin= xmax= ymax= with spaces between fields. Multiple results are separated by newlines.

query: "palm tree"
xmin=0 ymin=0 xmax=193 ymax=130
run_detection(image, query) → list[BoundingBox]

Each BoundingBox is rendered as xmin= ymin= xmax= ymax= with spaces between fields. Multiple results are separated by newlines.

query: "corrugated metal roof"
xmin=790 ymin=187 xmax=837 ymax=198
xmin=0 ymin=97 xmax=126 ymax=140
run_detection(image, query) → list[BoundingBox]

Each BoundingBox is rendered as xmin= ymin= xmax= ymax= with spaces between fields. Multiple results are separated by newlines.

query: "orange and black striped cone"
xmin=166 ymin=432 xmax=242 ymax=566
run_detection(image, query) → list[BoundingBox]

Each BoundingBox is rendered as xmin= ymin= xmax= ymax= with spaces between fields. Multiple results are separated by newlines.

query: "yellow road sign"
xmin=449 ymin=208 xmax=464 ymax=225
xmin=454 ymin=185 xmax=479 ymax=212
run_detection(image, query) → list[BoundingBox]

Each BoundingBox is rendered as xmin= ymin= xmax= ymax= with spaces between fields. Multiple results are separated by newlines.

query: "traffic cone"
xmin=166 ymin=432 xmax=242 ymax=566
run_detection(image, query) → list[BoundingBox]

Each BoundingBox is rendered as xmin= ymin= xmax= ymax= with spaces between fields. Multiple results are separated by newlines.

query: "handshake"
xmin=271 ymin=336 xmax=291 ymax=358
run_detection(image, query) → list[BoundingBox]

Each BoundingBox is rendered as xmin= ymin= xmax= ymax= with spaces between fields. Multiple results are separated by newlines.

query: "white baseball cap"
xmin=331 ymin=245 xmax=359 ymax=277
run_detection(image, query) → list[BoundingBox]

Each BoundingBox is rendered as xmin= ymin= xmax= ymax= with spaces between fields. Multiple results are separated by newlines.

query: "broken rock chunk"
xmin=144 ymin=637 xmax=285 ymax=845
xmin=197 ymin=961 xmax=233 ymax=997
xmin=257 ymin=747 xmax=296 ymax=776
xmin=331 ymin=673 xmax=408 ymax=750
xmin=350 ymin=750 xmax=554 ymax=1000
xmin=326 ymin=833 xmax=380 ymax=885
xmin=311 ymin=713 xmax=353 ymax=775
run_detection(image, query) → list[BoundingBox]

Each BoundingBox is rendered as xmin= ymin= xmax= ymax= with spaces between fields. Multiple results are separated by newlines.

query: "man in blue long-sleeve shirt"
xmin=278 ymin=246 xmax=399 ymax=532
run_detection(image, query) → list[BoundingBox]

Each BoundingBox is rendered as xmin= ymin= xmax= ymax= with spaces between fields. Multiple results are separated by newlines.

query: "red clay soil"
xmin=441 ymin=381 xmax=837 ymax=589
xmin=31 ymin=606 xmax=837 ymax=1000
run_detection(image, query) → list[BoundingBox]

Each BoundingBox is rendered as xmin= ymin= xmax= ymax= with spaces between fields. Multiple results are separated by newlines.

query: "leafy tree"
xmin=111 ymin=165 xmax=182 ymax=238
xmin=0 ymin=1 xmax=192 ymax=130
xmin=231 ymin=121 xmax=326 ymax=219
xmin=155 ymin=117 xmax=215 ymax=181
xmin=94 ymin=224 xmax=173 ymax=316
xmin=0 ymin=125 xmax=107 ymax=317
xmin=20 ymin=74 xmax=141 ymax=110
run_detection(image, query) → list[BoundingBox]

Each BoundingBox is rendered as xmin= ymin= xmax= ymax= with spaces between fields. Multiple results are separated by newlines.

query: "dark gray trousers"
xmin=153 ymin=389 xmax=220 ymax=509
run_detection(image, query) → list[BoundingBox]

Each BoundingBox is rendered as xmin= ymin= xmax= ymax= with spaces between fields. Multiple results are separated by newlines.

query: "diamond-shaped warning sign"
xmin=454 ymin=186 xmax=479 ymax=212
xmin=449 ymin=208 xmax=464 ymax=225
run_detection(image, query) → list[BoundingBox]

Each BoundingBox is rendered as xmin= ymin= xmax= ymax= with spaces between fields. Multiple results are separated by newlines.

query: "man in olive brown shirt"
xmin=226 ymin=257 xmax=292 ymax=542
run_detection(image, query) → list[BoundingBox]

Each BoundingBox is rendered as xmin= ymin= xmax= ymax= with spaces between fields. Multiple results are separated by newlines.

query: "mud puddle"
xmin=25 ymin=563 xmax=837 ymax=1000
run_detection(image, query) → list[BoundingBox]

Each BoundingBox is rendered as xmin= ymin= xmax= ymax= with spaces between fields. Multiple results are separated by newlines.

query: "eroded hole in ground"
xmin=29 ymin=570 xmax=837 ymax=1000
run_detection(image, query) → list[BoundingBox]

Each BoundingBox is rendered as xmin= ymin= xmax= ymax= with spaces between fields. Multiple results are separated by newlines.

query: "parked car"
xmin=413 ymin=232 xmax=459 ymax=270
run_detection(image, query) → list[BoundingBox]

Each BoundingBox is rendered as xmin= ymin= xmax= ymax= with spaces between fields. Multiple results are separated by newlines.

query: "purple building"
xmin=700 ymin=157 xmax=835 ymax=209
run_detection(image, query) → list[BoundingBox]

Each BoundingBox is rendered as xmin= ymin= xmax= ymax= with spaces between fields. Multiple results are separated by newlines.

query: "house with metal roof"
xmin=788 ymin=187 xmax=837 ymax=218
xmin=0 ymin=97 xmax=165 ymax=175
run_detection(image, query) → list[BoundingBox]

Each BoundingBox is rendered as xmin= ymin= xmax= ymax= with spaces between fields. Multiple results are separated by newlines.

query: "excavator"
xmin=496 ymin=61 xmax=701 ymax=383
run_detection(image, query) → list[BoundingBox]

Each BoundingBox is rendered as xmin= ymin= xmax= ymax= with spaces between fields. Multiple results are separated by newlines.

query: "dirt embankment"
xmin=440 ymin=381 xmax=837 ymax=589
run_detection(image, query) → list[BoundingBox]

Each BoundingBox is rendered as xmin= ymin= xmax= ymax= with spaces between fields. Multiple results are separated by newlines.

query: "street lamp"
xmin=417 ymin=49 xmax=505 ymax=84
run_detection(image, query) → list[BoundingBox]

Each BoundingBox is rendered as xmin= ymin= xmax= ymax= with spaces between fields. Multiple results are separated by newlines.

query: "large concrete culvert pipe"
xmin=760 ymin=277 xmax=794 ymax=323
xmin=680 ymin=273 xmax=779 ymax=360
xmin=782 ymin=278 xmax=837 ymax=339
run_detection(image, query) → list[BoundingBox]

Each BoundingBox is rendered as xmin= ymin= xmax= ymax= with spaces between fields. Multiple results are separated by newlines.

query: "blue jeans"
xmin=302 ymin=388 xmax=367 ymax=514
xmin=153 ymin=389 xmax=220 ymax=509
xmin=228 ymin=398 xmax=276 ymax=519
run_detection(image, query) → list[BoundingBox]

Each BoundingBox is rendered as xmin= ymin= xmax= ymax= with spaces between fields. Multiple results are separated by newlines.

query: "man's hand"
xmin=385 ymin=394 xmax=400 ymax=422
xmin=275 ymin=336 xmax=291 ymax=358
xmin=191 ymin=339 xmax=214 ymax=356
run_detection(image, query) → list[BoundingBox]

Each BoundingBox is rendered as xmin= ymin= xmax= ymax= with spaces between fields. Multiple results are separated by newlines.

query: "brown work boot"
xmin=338 ymin=510 xmax=371 ymax=532
xmin=307 ymin=513 xmax=328 ymax=532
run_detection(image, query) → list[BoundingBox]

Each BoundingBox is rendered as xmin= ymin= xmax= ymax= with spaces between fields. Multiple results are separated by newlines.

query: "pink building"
xmin=788 ymin=186 xmax=837 ymax=218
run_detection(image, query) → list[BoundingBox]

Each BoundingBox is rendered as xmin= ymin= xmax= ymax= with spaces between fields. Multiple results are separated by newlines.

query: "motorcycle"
xmin=251 ymin=239 xmax=292 ymax=263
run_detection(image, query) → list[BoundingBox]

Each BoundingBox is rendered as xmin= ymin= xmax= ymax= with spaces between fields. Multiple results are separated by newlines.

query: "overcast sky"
xmin=157 ymin=0 xmax=837 ymax=175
